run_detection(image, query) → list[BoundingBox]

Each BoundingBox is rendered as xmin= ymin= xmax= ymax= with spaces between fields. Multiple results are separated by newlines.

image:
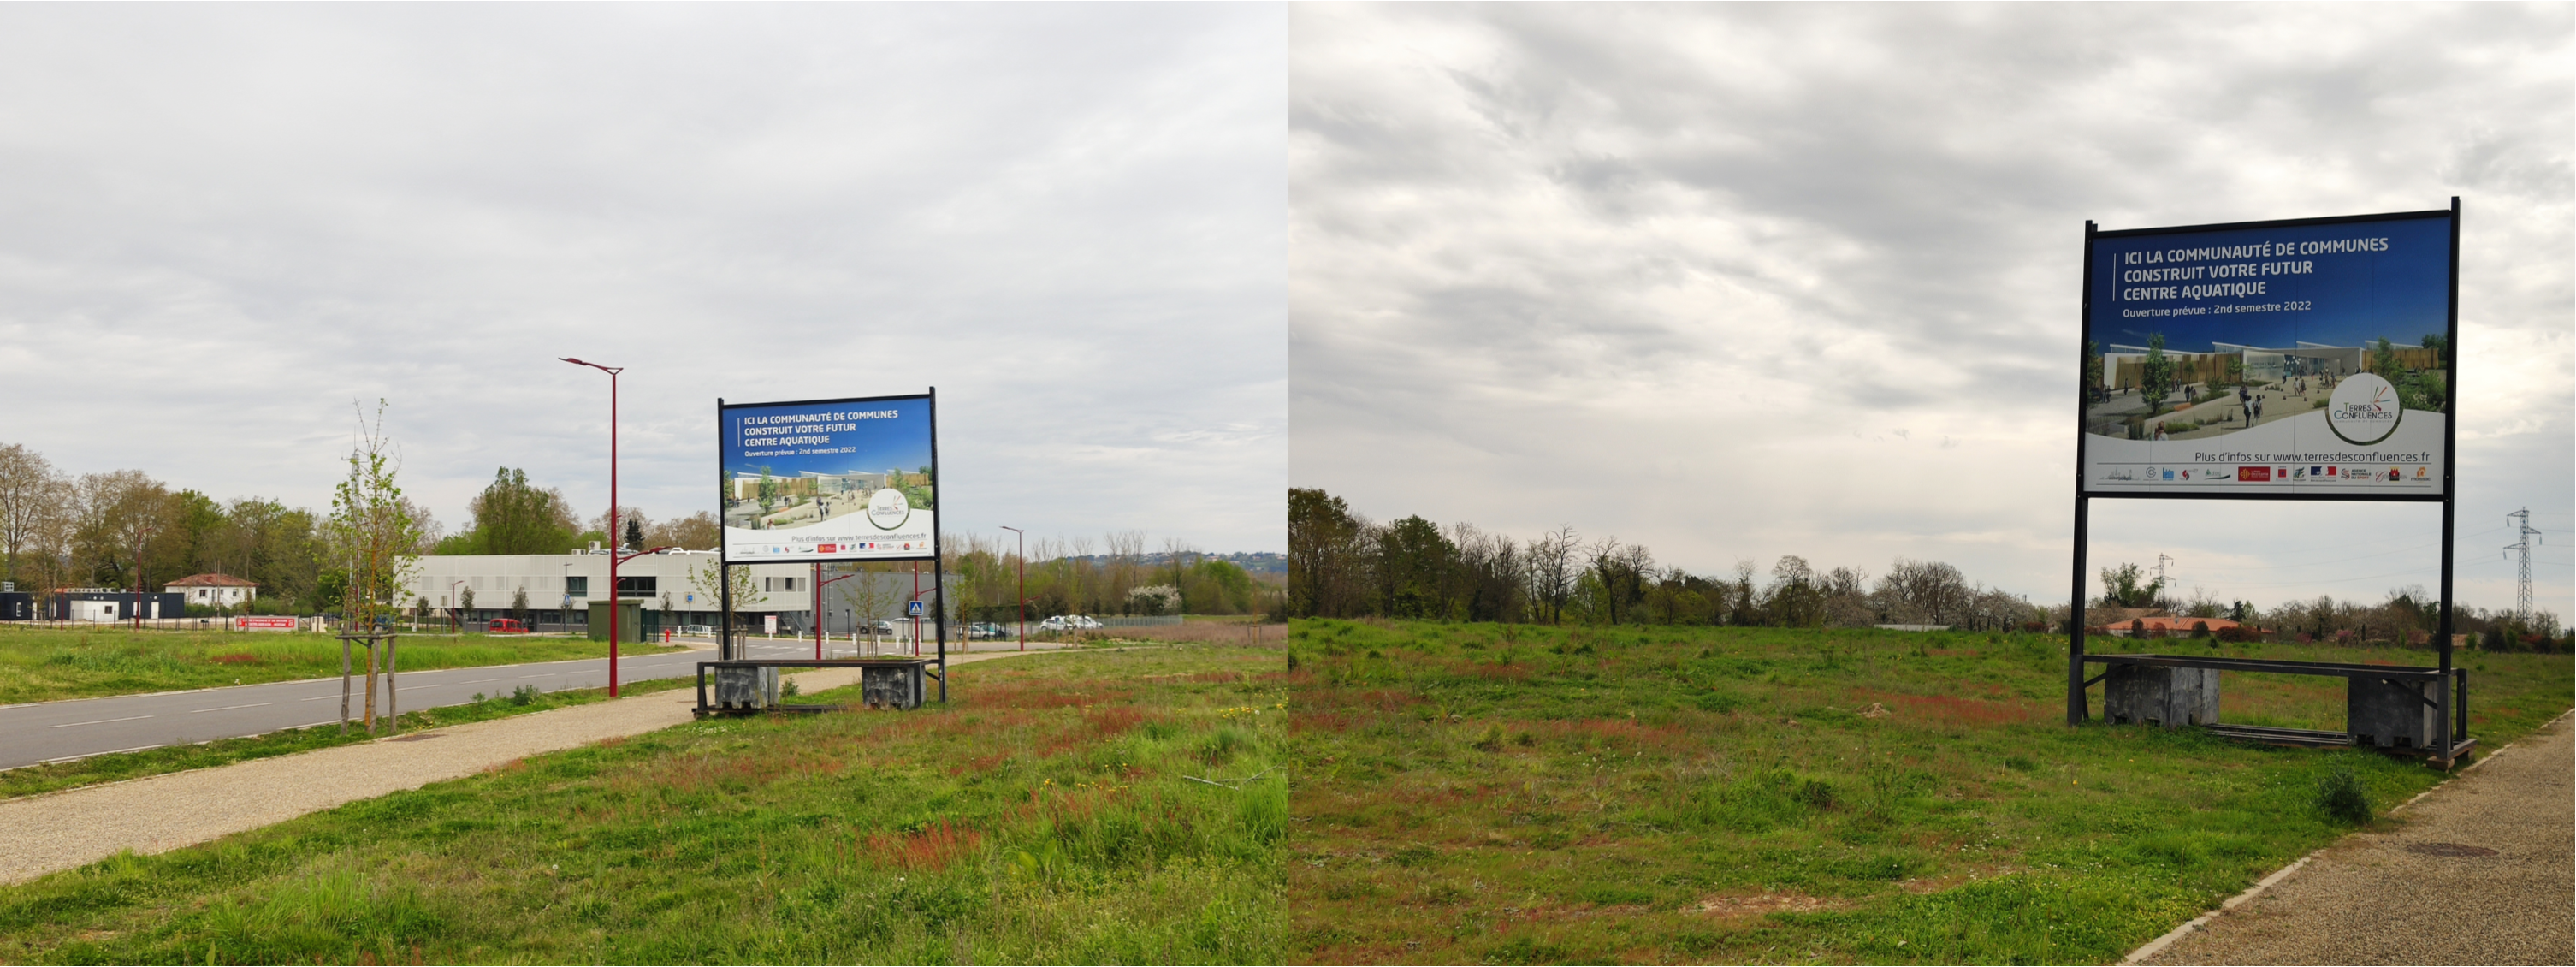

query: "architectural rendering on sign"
xmin=2082 ymin=209 xmax=2454 ymax=499
xmin=719 ymin=394 xmax=939 ymax=562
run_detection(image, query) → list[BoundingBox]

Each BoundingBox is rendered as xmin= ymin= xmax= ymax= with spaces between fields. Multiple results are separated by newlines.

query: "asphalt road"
xmin=0 ymin=637 xmax=980 ymax=771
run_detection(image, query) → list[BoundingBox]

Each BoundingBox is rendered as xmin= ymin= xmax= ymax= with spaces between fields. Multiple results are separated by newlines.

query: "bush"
xmin=2315 ymin=767 xmax=2372 ymax=824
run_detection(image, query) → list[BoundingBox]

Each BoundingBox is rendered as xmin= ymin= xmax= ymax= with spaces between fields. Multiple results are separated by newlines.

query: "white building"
xmin=165 ymin=573 xmax=259 ymax=607
xmin=404 ymin=551 xmax=951 ymax=633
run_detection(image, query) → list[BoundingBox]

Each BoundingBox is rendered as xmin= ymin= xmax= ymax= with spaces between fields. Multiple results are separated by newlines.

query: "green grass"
xmin=1286 ymin=620 xmax=2572 ymax=964
xmin=0 ymin=625 xmax=629 ymax=703
xmin=0 ymin=644 xmax=1288 ymax=964
xmin=0 ymin=678 xmax=695 ymax=801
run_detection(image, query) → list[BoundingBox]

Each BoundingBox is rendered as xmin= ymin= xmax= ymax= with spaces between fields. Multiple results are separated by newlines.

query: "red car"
xmin=487 ymin=618 xmax=530 ymax=634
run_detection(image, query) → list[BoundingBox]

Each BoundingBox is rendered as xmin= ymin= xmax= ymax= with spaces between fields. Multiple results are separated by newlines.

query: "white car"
xmin=1038 ymin=614 xmax=1104 ymax=632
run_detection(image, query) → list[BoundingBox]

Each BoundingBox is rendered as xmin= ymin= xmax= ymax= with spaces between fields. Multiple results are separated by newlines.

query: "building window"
xmin=566 ymin=576 xmax=589 ymax=598
xmin=616 ymin=576 xmax=657 ymax=597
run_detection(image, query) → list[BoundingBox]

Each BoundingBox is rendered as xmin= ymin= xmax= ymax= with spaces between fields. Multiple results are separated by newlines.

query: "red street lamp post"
xmin=560 ymin=357 xmax=627 ymax=696
xmin=999 ymin=526 xmax=1026 ymax=652
xmin=818 ymin=566 xmax=862 ymax=658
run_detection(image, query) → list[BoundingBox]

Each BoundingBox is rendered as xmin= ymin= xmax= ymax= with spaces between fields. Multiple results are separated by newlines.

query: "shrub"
xmin=2315 ymin=767 xmax=2372 ymax=824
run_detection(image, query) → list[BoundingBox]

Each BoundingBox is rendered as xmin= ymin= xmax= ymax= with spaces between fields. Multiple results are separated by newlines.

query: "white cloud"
xmin=1291 ymin=3 xmax=2572 ymax=614
xmin=0 ymin=4 xmax=1287 ymax=553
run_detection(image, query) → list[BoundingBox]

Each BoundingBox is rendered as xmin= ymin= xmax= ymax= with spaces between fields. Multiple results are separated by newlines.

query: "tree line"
xmin=1291 ymin=487 xmax=2569 ymax=652
xmin=941 ymin=531 xmax=1283 ymax=623
xmin=0 ymin=436 xmax=712 ymax=616
xmin=2083 ymin=562 xmax=2567 ymax=653
xmin=1288 ymin=488 xmax=2036 ymax=631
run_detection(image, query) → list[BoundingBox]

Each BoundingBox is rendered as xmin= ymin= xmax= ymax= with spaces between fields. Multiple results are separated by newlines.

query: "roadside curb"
xmin=2117 ymin=707 xmax=2576 ymax=965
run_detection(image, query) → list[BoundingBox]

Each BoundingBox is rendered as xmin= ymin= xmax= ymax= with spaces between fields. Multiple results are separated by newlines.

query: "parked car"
xmin=968 ymin=622 xmax=1008 ymax=639
xmin=1038 ymin=614 xmax=1104 ymax=632
xmin=487 ymin=618 xmax=530 ymax=634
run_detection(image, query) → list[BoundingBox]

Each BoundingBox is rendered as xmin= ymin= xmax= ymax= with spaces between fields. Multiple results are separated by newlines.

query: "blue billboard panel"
xmin=2082 ymin=210 xmax=2453 ymax=498
xmin=720 ymin=394 xmax=937 ymax=561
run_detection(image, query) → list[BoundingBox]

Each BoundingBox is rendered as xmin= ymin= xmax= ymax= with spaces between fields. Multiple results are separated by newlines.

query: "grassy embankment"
xmin=1287 ymin=620 xmax=2573 ymax=964
xmin=0 ymin=624 xmax=624 ymax=703
xmin=0 ymin=644 xmax=1287 ymax=964
xmin=0 ymin=678 xmax=695 ymax=801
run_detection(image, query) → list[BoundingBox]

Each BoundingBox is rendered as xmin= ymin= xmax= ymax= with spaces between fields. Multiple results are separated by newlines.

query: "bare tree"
xmin=0 ymin=443 xmax=62 ymax=590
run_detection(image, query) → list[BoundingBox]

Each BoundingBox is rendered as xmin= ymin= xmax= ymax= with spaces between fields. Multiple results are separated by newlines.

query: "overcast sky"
xmin=1290 ymin=3 xmax=2573 ymax=617
xmin=0 ymin=5 xmax=1285 ymax=555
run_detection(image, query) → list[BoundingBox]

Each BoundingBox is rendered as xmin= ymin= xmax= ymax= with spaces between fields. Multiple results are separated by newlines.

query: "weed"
xmin=509 ymin=685 xmax=538 ymax=706
xmin=1794 ymin=778 xmax=1838 ymax=810
xmin=1471 ymin=725 xmax=1505 ymax=752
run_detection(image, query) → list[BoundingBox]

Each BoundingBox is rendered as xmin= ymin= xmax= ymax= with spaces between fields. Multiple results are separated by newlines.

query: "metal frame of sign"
xmin=2068 ymin=201 xmax=2465 ymax=763
xmin=714 ymin=389 xmax=945 ymax=702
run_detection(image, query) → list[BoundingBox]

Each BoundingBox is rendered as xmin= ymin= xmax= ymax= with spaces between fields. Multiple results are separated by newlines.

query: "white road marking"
xmin=459 ymin=678 xmax=503 ymax=684
xmin=187 ymin=702 xmax=275 ymax=714
xmin=48 ymin=715 xmax=153 ymax=728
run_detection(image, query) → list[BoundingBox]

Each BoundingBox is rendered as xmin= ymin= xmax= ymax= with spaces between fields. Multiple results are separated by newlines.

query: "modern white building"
xmin=404 ymin=550 xmax=951 ymax=634
xmin=165 ymin=572 xmax=259 ymax=607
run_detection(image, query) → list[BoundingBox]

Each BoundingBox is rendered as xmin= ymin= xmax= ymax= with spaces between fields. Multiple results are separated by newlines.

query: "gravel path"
xmin=2141 ymin=711 xmax=2575 ymax=965
xmin=0 ymin=654 xmax=1032 ymax=886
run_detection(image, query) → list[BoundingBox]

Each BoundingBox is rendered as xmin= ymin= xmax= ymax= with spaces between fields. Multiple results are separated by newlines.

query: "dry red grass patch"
xmin=1694 ymin=892 xmax=1853 ymax=919
xmin=862 ymin=818 xmax=984 ymax=871
xmin=1849 ymin=689 xmax=2046 ymax=727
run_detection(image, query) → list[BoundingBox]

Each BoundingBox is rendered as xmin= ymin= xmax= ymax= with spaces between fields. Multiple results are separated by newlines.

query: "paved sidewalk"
xmin=2142 ymin=713 xmax=2575 ymax=965
xmin=0 ymin=654 xmax=1032 ymax=886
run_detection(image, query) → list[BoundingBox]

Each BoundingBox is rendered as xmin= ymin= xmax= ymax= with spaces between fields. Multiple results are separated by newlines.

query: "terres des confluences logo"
xmin=2326 ymin=372 xmax=2402 ymax=446
xmin=867 ymin=487 xmax=912 ymax=530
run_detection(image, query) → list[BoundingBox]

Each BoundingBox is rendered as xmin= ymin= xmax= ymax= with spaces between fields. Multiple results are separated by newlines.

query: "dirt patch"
xmin=1695 ymin=892 xmax=1853 ymax=918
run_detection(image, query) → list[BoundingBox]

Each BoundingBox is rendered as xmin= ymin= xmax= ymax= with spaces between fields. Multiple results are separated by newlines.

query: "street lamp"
xmin=999 ymin=526 xmax=1027 ymax=652
xmin=561 ymin=562 xmax=573 ymax=627
xmin=449 ymin=580 xmax=466 ymax=635
xmin=560 ymin=356 xmax=627 ymax=697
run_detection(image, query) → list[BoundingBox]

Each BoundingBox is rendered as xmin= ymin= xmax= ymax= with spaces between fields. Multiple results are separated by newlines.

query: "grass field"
xmin=0 ymin=644 xmax=1287 ymax=964
xmin=1286 ymin=620 xmax=2573 ymax=965
xmin=0 ymin=625 xmax=622 ymax=703
xmin=0 ymin=677 xmax=695 ymax=802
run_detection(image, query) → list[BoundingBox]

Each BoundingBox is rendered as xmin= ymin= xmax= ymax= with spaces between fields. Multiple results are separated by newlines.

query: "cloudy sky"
xmin=1290 ymin=3 xmax=2573 ymax=616
xmin=0 ymin=5 xmax=1284 ymax=555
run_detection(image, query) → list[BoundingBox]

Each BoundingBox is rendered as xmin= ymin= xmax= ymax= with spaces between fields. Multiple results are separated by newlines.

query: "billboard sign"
xmin=2082 ymin=208 xmax=2454 ymax=499
xmin=720 ymin=393 xmax=938 ymax=562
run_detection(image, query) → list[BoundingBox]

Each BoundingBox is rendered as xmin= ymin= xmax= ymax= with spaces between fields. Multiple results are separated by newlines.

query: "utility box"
xmin=861 ymin=660 xmax=931 ymax=710
xmin=713 ymin=665 xmax=780 ymax=710
xmin=2104 ymin=664 xmax=2221 ymax=728
xmin=585 ymin=601 xmax=649 ymax=643
xmin=2349 ymin=677 xmax=2439 ymax=748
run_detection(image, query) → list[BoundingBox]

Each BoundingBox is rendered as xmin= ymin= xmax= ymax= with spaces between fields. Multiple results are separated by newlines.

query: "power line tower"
xmin=2155 ymin=553 xmax=2175 ymax=594
xmin=2505 ymin=507 xmax=2541 ymax=624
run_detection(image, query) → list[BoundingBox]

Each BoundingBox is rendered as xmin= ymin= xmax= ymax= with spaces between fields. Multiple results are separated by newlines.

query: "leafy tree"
xmin=624 ymin=516 xmax=644 ymax=552
xmin=443 ymin=468 xmax=576 ymax=555
xmin=1288 ymin=488 xmax=1371 ymax=618
xmin=2139 ymin=333 xmax=2176 ymax=411
xmin=2083 ymin=341 xmax=2103 ymax=400
xmin=1376 ymin=514 xmax=1455 ymax=619
xmin=2099 ymin=562 xmax=2166 ymax=609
